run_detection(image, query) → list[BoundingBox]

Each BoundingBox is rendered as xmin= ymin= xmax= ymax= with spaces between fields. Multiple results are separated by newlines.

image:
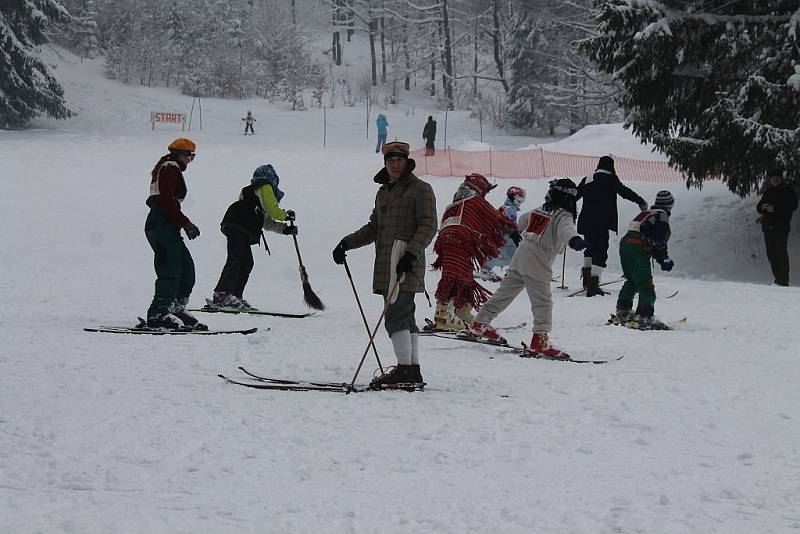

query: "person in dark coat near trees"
xmin=576 ymin=155 xmax=648 ymax=296
xmin=332 ymin=141 xmax=438 ymax=387
xmin=757 ymin=168 xmax=798 ymax=286
xmin=422 ymin=115 xmax=437 ymax=156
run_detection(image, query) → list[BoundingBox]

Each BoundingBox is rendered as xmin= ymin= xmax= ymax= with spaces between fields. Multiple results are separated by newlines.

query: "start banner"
xmin=151 ymin=112 xmax=187 ymax=131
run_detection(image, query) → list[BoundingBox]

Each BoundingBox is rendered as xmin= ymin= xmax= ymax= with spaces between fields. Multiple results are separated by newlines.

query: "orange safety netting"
xmin=410 ymin=147 xmax=687 ymax=183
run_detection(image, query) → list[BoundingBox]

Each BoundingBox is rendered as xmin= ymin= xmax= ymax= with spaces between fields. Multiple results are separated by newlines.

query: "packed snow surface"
xmin=1 ymin=50 xmax=799 ymax=533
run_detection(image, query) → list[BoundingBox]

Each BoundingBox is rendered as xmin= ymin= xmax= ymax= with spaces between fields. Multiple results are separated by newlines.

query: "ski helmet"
xmin=507 ymin=186 xmax=526 ymax=200
xmin=464 ymin=173 xmax=495 ymax=197
xmin=545 ymin=178 xmax=578 ymax=216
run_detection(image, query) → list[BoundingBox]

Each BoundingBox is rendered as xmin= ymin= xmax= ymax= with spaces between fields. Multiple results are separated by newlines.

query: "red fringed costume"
xmin=432 ymin=196 xmax=514 ymax=308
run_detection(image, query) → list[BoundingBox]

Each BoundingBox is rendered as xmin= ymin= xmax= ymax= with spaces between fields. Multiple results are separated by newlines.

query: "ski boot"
xmin=424 ymin=301 xmax=466 ymax=332
xmin=237 ymin=297 xmax=258 ymax=311
xmin=172 ymin=299 xmax=208 ymax=330
xmin=465 ymin=321 xmax=508 ymax=345
xmin=370 ymin=365 xmax=418 ymax=389
xmin=522 ymin=333 xmax=569 ymax=359
xmin=145 ymin=313 xmax=184 ymax=330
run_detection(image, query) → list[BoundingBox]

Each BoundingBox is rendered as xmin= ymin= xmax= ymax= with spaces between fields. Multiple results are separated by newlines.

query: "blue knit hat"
xmin=252 ymin=164 xmax=284 ymax=201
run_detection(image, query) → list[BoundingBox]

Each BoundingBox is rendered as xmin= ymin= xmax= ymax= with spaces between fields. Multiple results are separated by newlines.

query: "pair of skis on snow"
xmin=219 ymin=367 xmax=424 ymax=393
xmin=84 ymin=305 xmax=314 ymax=335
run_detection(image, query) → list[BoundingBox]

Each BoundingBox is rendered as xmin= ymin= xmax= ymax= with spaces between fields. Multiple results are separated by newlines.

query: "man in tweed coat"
xmin=332 ymin=141 xmax=438 ymax=386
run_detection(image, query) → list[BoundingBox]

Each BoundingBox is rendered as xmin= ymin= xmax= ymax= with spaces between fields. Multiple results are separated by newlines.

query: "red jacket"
xmin=146 ymin=154 xmax=191 ymax=227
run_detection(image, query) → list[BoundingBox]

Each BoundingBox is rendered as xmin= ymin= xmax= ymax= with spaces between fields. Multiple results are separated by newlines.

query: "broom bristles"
xmin=303 ymin=282 xmax=325 ymax=310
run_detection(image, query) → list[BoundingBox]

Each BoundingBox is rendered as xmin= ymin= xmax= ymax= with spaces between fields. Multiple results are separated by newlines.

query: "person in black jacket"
xmin=422 ymin=116 xmax=436 ymax=156
xmin=210 ymin=165 xmax=298 ymax=310
xmin=757 ymin=168 xmax=798 ymax=286
xmin=576 ymin=156 xmax=647 ymax=296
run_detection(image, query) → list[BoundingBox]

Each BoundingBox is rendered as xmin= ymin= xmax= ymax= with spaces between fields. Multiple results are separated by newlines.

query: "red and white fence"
xmin=410 ymin=147 xmax=686 ymax=183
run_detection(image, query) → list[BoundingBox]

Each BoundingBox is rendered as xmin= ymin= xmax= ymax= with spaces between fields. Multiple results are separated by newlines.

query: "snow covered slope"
xmin=1 ymin=48 xmax=799 ymax=534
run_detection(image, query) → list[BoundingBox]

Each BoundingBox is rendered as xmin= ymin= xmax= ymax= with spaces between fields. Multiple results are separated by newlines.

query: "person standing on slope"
xmin=477 ymin=186 xmax=526 ymax=282
xmin=332 ymin=141 xmax=437 ymax=386
xmin=144 ymin=138 xmax=205 ymax=330
xmin=422 ymin=115 xmax=437 ymax=156
xmin=210 ymin=164 xmax=298 ymax=310
xmin=614 ymin=190 xmax=675 ymax=329
xmin=467 ymin=179 xmax=586 ymax=359
xmin=576 ymin=155 xmax=647 ymax=296
xmin=427 ymin=174 xmax=518 ymax=332
xmin=242 ymin=110 xmax=256 ymax=135
xmin=375 ymin=113 xmax=389 ymax=153
xmin=756 ymin=168 xmax=798 ymax=286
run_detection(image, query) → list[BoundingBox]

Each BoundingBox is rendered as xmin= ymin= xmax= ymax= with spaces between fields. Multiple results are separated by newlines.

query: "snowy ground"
xmin=1 ymin=49 xmax=799 ymax=533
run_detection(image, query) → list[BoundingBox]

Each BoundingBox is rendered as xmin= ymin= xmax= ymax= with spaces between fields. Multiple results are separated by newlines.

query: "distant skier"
xmin=144 ymin=138 xmax=205 ymax=330
xmin=422 ymin=115 xmax=437 ymax=156
xmin=614 ymin=190 xmax=675 ymax=329
xmin=428 ymin=174 xmax=517 ymax=332
xmin=210 ymin=164 xmax=298 ymax=310
xmin=756 ymin=169 xmax=798 ymax=286
xmin=242 ymin=110 xmax=256 ymax=135
xmin=375 ymin=113 xmax=388 ymax=153
xmin=467 ymin=179 xmax=586 ymax=359
xmin=477 ymin=186 xmax=527 ymax=282
xmin=576 ymin=156 xmax=647 ymax=296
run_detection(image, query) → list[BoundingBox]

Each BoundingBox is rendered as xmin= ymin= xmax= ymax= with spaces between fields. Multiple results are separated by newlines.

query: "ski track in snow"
xmin=1 ymin=49 xmax=799 ymax=533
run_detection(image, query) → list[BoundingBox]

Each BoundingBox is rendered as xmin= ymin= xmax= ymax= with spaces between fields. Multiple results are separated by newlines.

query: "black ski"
xmin=219 ymin=372 xmax=423 ymax=393
xmin=566 ymin=278 xmax=625 ymax=297
xmin=420 ymin=319 xmax=527 ymax=335
xmin=192 ymin=302 xmax=315 ymax=318
xmin=86 ymin=326 xmax=259 ymax=336
xmin=606 ymin=314 xmax=686 ymax=331
xmin=427 ymin=332 xmax=620 ymax=364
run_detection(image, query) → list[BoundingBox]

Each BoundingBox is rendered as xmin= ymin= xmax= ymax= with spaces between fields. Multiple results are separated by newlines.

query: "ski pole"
xmin=343 ymin=259 xmax=384 ymax=374
xmin=350 ymin=278 xmax=402 ymax=388
xmin=558 ymin=245 xmax=568 ymax=289
xmin=260 ymin=231 xmax=271 ymax=255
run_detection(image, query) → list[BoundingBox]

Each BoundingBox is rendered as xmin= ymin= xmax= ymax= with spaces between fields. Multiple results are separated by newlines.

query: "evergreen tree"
xmin=0 ymin=0 xmax=72 ymax=127
xmin=582 ymin=0 xmax=800 ymax=196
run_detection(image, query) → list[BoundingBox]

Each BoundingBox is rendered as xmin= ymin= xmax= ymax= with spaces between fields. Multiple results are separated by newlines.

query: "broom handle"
xmin=288 ymin=220 xmax=305 ymax=276
xmin=344 ymin=260 xmax=384 ymax=373
xmin=350 ymin=278 xmax=401 ymax=387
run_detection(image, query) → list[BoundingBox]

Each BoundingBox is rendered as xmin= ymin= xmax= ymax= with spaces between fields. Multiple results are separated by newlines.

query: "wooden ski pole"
xmin=343 ymin=259 xmax=384 ymax=373
xmin=350 ymin=278 xmax=402 ymax=387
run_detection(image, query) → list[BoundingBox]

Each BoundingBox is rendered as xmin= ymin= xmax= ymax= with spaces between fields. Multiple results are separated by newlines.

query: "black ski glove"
xmin=396 ymin=251 xmax=416 ymax=275
xmin=282 ymin=224 xmax=298 ymax=235
xmin=183 ymin=222 xmax=200 ymax=240
xmin=332 ymin=240 xmax=348 ymax=265
xmin=568 ymin=236 xmax=586 ymax=251
xmin=285 ymin=209 xmax=296 ymax=221
xmin=659 ymin=257 xmax=674 ymax=271
xmin=509 ymin=230 xmax=522 ymax=247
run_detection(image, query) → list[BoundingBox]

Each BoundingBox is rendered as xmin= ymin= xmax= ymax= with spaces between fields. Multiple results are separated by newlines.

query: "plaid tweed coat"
xmin=343 ymin=159 xmax=438 ymax=295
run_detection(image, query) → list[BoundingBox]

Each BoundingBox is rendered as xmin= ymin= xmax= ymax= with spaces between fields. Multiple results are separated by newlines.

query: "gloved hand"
xmin=509 ymin=230 xmax=522 ymax=247
xmin=659 ymin=257 xmax=674 ymax=271
xmin=639 ymin=202 xmax=649 ymax=211
xmin=395 ymin=251 xmax=416 ymax=275
xmin=332 ymin=240 xmax=348 ymax=265
xmin=568 ymin=236 xmax=586 ymax=251
xmin=286 ymin=209 xmax=296 ymax=221
xmin=282 ymin=224 xmax=298 ymax=235
xmin=183 ymin=222 xmax=200 ymax=240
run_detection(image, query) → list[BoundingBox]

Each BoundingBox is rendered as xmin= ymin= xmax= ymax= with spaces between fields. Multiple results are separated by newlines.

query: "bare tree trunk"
xmin=440 ymin=0 xmax=454 ymax=110
xmin=380 ymin=7 xmax=386 ymax=84
xmin=473 ymin=18 xmax=478 ymax=97
xmin=430 ymin=58 xmax=436 ymax=97
xmin=291 ymin=0 xmax=296 ymax=25
xmin=369 ymin=17 xmax=377 ymax=86
xmin=491 ymin=0 xmax=509 ymax=93
xmin=403 ymin=19 xmax=410 ymax=91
